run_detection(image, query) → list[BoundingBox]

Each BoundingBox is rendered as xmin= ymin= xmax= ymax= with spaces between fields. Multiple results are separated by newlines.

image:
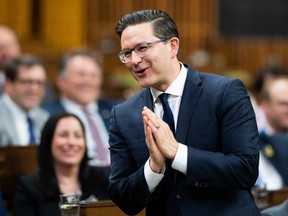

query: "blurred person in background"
xmin=13 ymin=112 xmax=110 ymax=216
xmin=0 ymin=25 xmax=21 ymax=94
xmin=256 ymin=77 xmax=288 ymax=190
xmin=45 ymin=48 xmax=121 ymax=167
xmin=0 ymin=24 xmax=55 ymax=105
xmin=0 ymin=54 xmax=49 ymax=146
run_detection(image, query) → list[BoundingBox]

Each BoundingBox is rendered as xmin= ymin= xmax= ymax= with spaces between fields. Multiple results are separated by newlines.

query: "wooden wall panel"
xmin=0 ymin=0 xmax=32 ymax=39
xmin=41 ymin=0 xmax=86 ymax=51
xmin=1 ymin=0 xmax=288 ymax=98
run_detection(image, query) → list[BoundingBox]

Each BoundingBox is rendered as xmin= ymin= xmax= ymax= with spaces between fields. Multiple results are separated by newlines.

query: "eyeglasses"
xmin=15 ymin=78 xmax=46 ymax=88
xmin=117 ymin=38 xmax=167 ymax=63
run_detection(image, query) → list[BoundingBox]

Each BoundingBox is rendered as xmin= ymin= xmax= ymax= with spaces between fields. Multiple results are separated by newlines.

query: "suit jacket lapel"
xmin=176 ymin=67 xmax=202 ymax=144
xmin=140 ymin=88 xmax=154 ymax=111
xmin=136 ymin=89 xmax=153 ymax=160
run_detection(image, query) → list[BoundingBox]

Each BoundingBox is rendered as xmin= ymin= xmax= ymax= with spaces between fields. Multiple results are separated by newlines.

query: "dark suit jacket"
xmin=13 ymin=166 xmax=110 ymax=216
xmin=260 ymin=133 xmax=288 ymax=186
xmin=108 ymin=65 xmax=260 ymax=216
xmin=44 ymin=99 xmax=120 ymax=129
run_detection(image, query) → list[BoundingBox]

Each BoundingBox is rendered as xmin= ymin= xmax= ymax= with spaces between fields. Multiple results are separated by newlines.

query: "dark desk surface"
xmin=0 ymin=146 xmax=38 ymax=211
xmin=80 ymin=200 xmax=146 ymax=216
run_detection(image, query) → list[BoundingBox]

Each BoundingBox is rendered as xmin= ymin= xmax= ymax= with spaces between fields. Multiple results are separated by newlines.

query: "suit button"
xmin=176 ymin=194 xmax=182 ymax=199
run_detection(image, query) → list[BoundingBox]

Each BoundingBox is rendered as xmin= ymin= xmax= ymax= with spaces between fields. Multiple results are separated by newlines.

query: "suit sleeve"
xmin=108 ymin=106 xmax=158 ymax=215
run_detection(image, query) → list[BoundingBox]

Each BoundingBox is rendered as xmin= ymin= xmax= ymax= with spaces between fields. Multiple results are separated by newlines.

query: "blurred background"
xmin=1 ymin=0 xmax=288 ymax=100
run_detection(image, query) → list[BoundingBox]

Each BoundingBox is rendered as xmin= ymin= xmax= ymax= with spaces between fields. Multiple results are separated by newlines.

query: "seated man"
xmin=45 ymin=48 xmax=121 ymax=166
xmin=0 ymin=54 xmax=49 ymax=146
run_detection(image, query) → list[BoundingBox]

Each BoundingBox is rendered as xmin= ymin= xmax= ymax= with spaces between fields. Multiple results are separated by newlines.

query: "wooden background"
xmin=1 ymin=0 xmax=288 ymax=99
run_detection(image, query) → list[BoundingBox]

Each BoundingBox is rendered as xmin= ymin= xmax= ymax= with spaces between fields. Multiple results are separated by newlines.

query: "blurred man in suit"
xmin=256 ymin=77 xmax=288 ymax=190
xmin=0 ymin=25 xmax=21 ymax=94
xmin=45 ymin=48 xmax=120 ymax=167
xmin=0 ymin=54 xmax=49 ymax=146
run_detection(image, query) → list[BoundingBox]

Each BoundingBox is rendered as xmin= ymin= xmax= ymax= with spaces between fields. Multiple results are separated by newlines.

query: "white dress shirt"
xmin=144 ymin=63 xmax=188 ymax=192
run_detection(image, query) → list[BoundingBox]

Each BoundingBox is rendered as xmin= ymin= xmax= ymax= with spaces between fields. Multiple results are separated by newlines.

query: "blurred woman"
xmin=13 ymin=112 xmax=110 ymax=216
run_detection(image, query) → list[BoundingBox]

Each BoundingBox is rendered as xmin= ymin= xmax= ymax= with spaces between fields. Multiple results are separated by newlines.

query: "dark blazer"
xmin=13 ymin=166 xmax=110 ymax=216
xmin=108 ymin=65 xmax=260 ymax=216
xmin=260 ymin=133 xmax=288 ymax=186
xmin=44 ymin=99 xmax=120 ymax=129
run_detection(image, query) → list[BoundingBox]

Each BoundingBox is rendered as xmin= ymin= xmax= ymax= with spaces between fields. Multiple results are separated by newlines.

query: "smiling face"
xmin=57 ymin=55 xmax=102 ymax=106
xmin=120 ymin=22 xmax=180 ymax=91
xmin=5 ymin=65 xmax=46 ymax=111
xmin=51 ymin=116 xmax=86 ymax=167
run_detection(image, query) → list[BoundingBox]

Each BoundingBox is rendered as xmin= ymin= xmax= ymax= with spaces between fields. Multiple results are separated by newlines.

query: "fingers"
xmin=142 ymin=106 xmax=178 ymax=160
xmin=143 ymin=111 xmax=165 ymax=171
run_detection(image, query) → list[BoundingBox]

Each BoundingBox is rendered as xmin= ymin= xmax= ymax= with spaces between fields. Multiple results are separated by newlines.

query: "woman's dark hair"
xmin=37 ymin=112 xmax=89 ymax=196
xmin=115 ymin=9 xmax=179 ymax=40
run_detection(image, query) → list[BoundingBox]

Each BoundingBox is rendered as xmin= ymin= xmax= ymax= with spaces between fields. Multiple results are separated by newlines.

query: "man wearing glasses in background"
xmin=0 ymin=54 xmax=49 ymax=146
xmin=108 ymin=9 xmax=261 ymax=216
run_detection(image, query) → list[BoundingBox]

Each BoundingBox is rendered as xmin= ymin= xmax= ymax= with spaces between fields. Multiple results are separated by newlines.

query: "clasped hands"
xmin=142 ymin=106 xmax=179 ymax=173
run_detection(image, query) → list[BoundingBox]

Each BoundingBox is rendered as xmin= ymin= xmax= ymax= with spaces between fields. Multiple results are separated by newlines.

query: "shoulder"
xmin=43 ymin=101 xmax=65 ymax=114
xmin=185 ymin=64 xmax=240 ymax=85
xmin=98 ymin=98 xmax=123 ymax=107
xmin=15 ymin=173 xmax=40 ymax=197
xmin=114 ymin=89 xmax=147 ymax=109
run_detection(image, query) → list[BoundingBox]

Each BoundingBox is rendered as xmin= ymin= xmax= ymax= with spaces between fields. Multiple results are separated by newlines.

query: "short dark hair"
xmin=253 ymin=66 xmax=288 ymax=94
xmin=4 ymin=54 xmax=45 ymax=81
xmin=115 ymin=9 xmax=179 ymax=40
xmin=59 ymin=48 xmax=103 ymax=76
xmin=38 ymin=112 xmax=89 ymax=196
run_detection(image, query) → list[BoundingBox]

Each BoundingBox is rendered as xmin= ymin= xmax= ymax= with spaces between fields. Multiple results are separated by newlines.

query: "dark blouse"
xmin=13 ymin=166 xmax=110 ymax=216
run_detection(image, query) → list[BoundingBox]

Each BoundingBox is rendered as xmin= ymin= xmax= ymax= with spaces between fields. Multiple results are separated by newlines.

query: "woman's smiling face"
xmin=52 ymin=116 xmax=86 ymax=167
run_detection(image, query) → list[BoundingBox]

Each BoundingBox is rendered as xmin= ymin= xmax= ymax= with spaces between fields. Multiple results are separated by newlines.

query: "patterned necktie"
xmin=82 ymin=107 xmax=110 ymax=166
xmin=27 ymin=116 xmax=36 ymax=144
xmin=159 ymin=93 xmax=175 ymax=135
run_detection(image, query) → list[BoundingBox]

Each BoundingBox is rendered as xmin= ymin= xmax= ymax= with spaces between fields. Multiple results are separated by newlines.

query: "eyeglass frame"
xmin=117 ymin=38 xmax=168 ymax=63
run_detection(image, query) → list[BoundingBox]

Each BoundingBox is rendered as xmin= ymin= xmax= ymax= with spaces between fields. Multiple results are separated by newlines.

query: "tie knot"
xmin=159 ymin=93 xmax=169 ymax=103
xmin=27 ymin=115 xmax=33 ymax=123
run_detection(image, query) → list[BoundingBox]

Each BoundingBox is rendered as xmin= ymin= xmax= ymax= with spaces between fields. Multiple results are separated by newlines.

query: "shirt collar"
xmin=150 ymin=62 xmax=188 ymax=102
xmin=61 ymin=97 xmax=98 ymax=114
xmin=3 ymin=93 xmax=29 ymax=117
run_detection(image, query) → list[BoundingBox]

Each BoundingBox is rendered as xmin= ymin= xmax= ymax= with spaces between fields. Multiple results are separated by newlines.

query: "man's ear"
xmin=169 ymin=37 xmax=180 ymax=58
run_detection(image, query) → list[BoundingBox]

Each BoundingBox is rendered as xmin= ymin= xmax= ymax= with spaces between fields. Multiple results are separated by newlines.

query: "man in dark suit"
xmin=45 ymin=48 xmax=120 ymax=167
xmin=108 ymin=9 xmax=261 ymax=216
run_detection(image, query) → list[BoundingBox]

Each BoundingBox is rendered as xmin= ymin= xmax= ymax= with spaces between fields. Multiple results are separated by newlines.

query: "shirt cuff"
xmin=171 ymin=143 xmax=187 ymax=174
xmin=144 ymin=158 xmax=165 ymax=193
